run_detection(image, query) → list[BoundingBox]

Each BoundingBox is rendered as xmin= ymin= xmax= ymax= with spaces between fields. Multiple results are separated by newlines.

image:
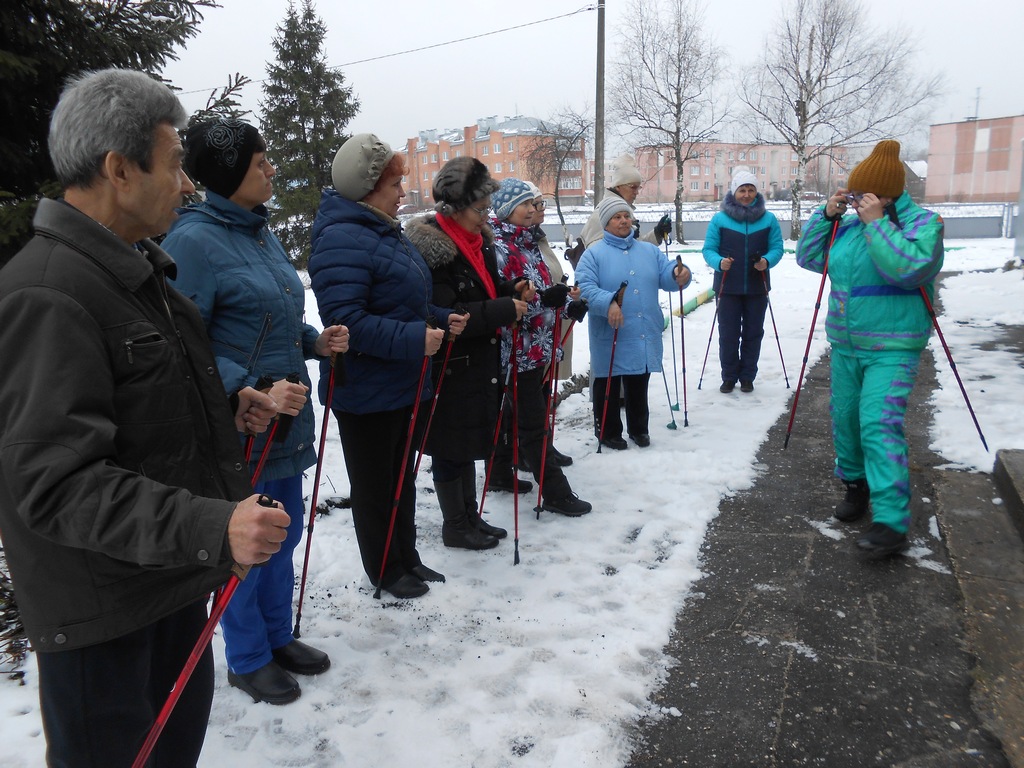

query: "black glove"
xmin=633 ymin=219 xmax=641 ymax=239
xmin=540 ymin=282 xmax=570 ymax=308
xmin=566 ymin=299 xmax=589 ymax=322
xmin=654 ymin=214 xmax=672 ymax=243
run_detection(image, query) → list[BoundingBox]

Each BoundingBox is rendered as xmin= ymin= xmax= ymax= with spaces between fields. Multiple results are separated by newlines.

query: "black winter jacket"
xmin=404 ymin=215 xmax=519 ymax=462
xmin=0 ymin=199 xmax=252 ymax=651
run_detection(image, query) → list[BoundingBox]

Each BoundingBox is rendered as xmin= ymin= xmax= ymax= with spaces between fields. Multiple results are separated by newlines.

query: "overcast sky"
xmin=162 ymin=0 xmax=1023 ymax=156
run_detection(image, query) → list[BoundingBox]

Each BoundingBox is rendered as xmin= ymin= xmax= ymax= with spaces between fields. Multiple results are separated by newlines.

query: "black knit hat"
xmin=184 ymin=118 xmax=265 ymax=198
xmin=433 ymin=157 xmax=500 ymax=212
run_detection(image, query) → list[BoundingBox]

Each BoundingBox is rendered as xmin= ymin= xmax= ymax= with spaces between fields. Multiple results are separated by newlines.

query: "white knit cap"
xmin=525 ymin=181 xmax=542 ymax=199
xmin=730 ymin=169 xmax=758 ymax=195
xmin=609 ymin=155 xmax=643 ymax=188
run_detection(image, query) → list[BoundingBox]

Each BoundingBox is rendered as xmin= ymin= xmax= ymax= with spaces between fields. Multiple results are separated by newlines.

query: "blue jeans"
xmin=220 ymin=473 xmax=305 ymax=674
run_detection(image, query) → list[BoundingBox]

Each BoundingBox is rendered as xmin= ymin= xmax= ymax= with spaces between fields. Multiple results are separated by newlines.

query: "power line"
xmin=176 ymin=5 xmax=597 ymax=97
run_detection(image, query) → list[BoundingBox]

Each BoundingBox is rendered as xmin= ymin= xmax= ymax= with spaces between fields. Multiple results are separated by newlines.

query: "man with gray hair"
xmin=0 ymin=68 xmax=289 ymax=766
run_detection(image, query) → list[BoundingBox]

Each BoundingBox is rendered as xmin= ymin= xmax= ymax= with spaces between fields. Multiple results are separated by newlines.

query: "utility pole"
xmin=594 ymin=0 xmax=605 ymax=205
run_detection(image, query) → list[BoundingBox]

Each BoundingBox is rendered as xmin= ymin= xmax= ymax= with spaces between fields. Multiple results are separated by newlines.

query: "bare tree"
xmin=610 ymin=0 xmax=725 ymax=243
xmin=522 ymin=105 xmax=592 ymax=245
xmin=739 ymin=0 xmax=941 ymax=239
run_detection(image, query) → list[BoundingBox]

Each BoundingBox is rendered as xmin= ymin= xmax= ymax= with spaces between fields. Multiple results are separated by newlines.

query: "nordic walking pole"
xmin=661 ymin=368 xmax=677 ymax=429
xmin=761 ymin=271 xmax=790 ymax=388
xmin=243 ymin=374 xmax=275 ymax=463
xmin=412 ymin=311 xmax=466 ymax=477
xmin=479 ymin=366 xmax=513 ymax=517
xmin=374 ymin=353 xmax=432 ymax=599
xmin=919 ymin=286 xmax=989 ymax=451
xmin=784 ymin=219 xmax=839 ymax=449
xmin=535 ymin=312 xmax=563 ymax=519
xmin=675 ymin=256 xmax=689 ymax=426
xmin=697 ymin=268 xmax=728 ymax=390
xmin=132 ymin=495 xmax=276 ymax=768
xmin=250 ymin=372 xmax=302 ymax=485
xmin=597 ymin=281 xmax=628 ymax=453
xmin=510 ymin=323 xmax=522 ymax=565
xmin=665 ymin=239 xmax=680 ymax=411
xmin=294 ymin=353 xmax=344 ymax=638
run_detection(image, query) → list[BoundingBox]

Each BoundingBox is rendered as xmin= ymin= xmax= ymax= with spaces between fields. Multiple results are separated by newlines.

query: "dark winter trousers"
xmin=220 ymin=473 xmax=304 ymax=675
xmin=592 ymin=372 xmax=652 ymax=439
xmin=494 ymin=366 xmax=572 ymax=500
xmin=335 ymin=406 xmax=424 ymax=588
xmin=717 ymin=292 xmax=769 ymax=384
xmin=37 ymin=600 xmax=213 ymax=768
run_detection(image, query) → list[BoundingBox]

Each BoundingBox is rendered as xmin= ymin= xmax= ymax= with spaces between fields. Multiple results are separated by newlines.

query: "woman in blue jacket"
xmin=163 ymin=119 xmax=349 ymax=705
xmin=702 ymin=170 xmax=784 ymax=393
xmin=308 ymin=134 xmax=465 ymax=600
xmin=577 ymin=196 xmax=691 ymax=449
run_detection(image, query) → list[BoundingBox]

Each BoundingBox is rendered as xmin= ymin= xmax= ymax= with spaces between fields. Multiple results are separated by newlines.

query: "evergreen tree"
xmin=260 ymin=0 xmax=359 ymax=268
xmin=0 ymin=0 xmax=218 ymax=262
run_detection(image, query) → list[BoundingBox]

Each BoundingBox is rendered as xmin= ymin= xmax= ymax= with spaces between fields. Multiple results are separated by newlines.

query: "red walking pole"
xmin=675 ymin=255 xmax=689 ymax=426
xmin=293 ymin=354 xmax=343 ymax=638
xmin=374 ymin=354 xmax=432 ymax=599
xmin=534 ymin=312 xmax=563 ymax=519
xmin=132 ymin=494 xmax=277 ymax=768
xmin=510 ymin=324 xmax=522 ymax=565
xmin=413 ymin=313 xmax=465 ymax=477
xmin=784 ymin=219 xmax=839 ymax=449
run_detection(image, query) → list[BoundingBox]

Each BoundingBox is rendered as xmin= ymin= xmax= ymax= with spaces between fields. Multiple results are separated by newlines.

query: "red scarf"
xmin=436 ymin=213 xmax=497 ymax=299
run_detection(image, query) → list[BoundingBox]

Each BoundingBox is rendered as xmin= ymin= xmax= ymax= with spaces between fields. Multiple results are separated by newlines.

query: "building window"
xmin=482 ymin=146 xmax=489 ymax=156
xmin=431 ymin=153 xmax=437 ymax=163
xmin=442 ymin=151 xmax=449 ymax=161
xmin=690 ymin=165 xmax=699 ymax=176
xmin=508 ymin=161 xmax=515 ymax=172
xmin=728 ymin=151 xmax=734 ymax=160
xmin=494 ymin=162 xmax=502 ymax=173
xmin=739 ymin=152 xmax=746 ymax=160
xmin=792 ymin=152 xmax=798 ymax=161
xmin=760 ymin=166 xmax=765 ymax=175
xmin=423 ymin=171 xmax=428 ymax=180
xmin=704 ymin=181 xmax=710 ymax=190
xmin=704 ymin=166 xmax=710 ymax=175
xmin=455 ymin=150 xmax=462 ymax=158
xmin=508 ymin=141 xmax=514 ymax=152
xmin=559 ymin=177 xmax=583 ymax=189
xmin=691 ymin=181 xmax=699 ymax=191
xmin=493 ymin=143 xmax=501 ymax=154
xmin=563 ymin=157 xmax=582 ymax=170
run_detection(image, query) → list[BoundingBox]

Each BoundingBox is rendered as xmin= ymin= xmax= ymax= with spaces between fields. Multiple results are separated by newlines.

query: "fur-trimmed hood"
xmin=721 ymin=191 xmax=767 ymax=223
xmin=404 ymin=213 xmax=494 ymax=270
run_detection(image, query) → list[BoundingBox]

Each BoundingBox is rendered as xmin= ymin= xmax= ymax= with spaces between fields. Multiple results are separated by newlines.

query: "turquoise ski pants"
xmin=829 ymin=348 xmax=921 ymax=533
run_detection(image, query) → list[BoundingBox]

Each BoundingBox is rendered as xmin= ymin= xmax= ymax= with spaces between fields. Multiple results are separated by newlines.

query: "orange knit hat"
xmin=847 ymin=140 xmax=905 ymax=197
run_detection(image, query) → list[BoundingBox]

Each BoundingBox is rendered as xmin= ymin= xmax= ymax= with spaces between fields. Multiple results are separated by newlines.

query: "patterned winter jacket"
xmin=702 ymin=193 xmax=784 ymax=295
xmin=796 ymin=191 xmax=944 ymax=354
xmin=308 ymin=190 xmax=451 ymax=414
xmin=491 ymin=217 xmax=566 ymax=373
xmin=163 ymin=191 xmax=321 ymax=482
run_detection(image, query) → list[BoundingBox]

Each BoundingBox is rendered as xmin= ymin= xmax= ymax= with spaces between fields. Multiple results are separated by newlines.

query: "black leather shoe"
xmin=720 ymin=381 xmax=735 ymax=393
xmin=488 ymin=473 xmax=534 ymax=494
xmin=382 ymin=573 xmax=430 ymax=599
xmin=228 ymin=661 xmax=300 ymax=705
xmin=857 ymin=523 xmax=909 ymax=559
xmin=410 ymin=564 xmax=446 ymax=583
xmin=549 ymin=446 xmax=573 ymax=466
xmin=272 ymin=639 xmax=330 ymax=676
xmin=468 ymin=510 xmax=508 ymax=539
xmin=629 ymin=433 xmax=651 ymax=448
xmin=740 ymin=380 xmax=754 ymax=393
xmin=600 ymin=436 xmax=628 ymax=451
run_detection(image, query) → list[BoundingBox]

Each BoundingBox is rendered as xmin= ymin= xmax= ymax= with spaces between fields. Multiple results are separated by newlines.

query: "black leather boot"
xmin=436 ymin=478 xmax=498 ymax=550
xmin=462 ymin=465 xmax=507 ymax=539
xmin=834 ymin=479 xmax=870 ymax=522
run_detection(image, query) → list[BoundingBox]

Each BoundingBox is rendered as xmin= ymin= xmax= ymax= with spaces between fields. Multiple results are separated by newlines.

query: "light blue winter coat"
xmin=576 ymin=230 xmax=688 ymax=377
xmin=163 ymin=191 xmax=321 ymax=482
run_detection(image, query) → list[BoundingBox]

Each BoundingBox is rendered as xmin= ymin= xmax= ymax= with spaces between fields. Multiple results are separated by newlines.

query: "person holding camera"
xmin=796 ymin=140 xmax=943 ymax=558
xmin=702 ymin=169 xmax=784 ymax=393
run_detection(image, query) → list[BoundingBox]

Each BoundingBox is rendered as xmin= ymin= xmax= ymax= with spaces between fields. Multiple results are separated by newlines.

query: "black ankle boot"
xmin=461 ymin=465 xmax=507 ymax=539
xmin=436 ymin=478 xmax=498 ymax=550
xmin=834 ymin=479 xmax=870 ymax=522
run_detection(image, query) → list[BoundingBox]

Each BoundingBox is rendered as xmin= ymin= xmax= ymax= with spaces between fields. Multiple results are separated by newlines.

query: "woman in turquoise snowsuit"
xmin=796 ymin=140 xmax=943 ymax=558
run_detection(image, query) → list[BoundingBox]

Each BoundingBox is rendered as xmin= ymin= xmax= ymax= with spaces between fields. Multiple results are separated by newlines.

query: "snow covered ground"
xmin=1 ymin=238 xmax=1022 ymax=767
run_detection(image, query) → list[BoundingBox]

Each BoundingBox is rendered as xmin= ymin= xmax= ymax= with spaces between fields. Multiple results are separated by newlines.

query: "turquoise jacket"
xmin=795 ymin=192 xmax=944 ymax=354
xmin=702 ymin=193 xmax=784 ymax=295
xmin=163 ymin=191 xmax=322 ymax=482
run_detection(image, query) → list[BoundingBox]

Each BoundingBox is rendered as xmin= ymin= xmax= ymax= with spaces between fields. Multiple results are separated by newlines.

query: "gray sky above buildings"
xmin=163 ymin=0 xmax=1022 ymax=157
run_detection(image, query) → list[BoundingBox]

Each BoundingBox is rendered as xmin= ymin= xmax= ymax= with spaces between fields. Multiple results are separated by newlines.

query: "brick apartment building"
xmin=925 ymin=115 xmax=1024 ymax=203
xmin=632 ymin=142 xmax=852 ymax=203
xmin=401 ymin=116 xmax=588 ymax=211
